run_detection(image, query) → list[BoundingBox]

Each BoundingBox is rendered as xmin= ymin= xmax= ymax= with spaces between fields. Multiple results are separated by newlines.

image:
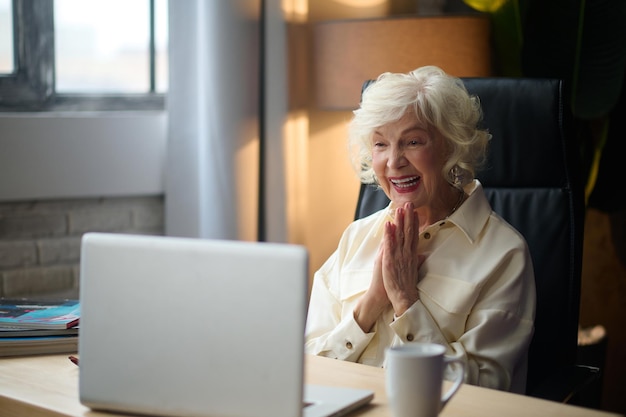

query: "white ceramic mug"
xmin=385 ymin=343 xmax=465 ymax=417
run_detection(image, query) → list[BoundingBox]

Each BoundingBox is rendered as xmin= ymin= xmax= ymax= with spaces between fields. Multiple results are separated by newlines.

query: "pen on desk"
xmin=69 ymin=355 xmax=79 ymax=366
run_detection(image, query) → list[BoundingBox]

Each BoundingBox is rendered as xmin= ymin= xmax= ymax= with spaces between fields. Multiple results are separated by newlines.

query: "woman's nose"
xmin=387 ymin=148 xmax=407 ymax=168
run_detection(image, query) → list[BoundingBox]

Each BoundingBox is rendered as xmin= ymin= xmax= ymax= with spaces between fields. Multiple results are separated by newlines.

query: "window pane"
xmin=155 ymin=0 xmax=168 ymax=93
xmin=0 ymin=0 xmax=13 ymax=73
xmin=54 ymin=0 xmax=152 ymax=93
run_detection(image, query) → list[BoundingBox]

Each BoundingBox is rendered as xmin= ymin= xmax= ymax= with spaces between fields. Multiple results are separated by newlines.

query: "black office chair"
xmin=354 ymin=78 xmax=600 ymax=404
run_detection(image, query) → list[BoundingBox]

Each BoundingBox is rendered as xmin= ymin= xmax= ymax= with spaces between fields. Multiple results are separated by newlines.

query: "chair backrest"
xmin=354 ymin=78 xmax=585 ymax=395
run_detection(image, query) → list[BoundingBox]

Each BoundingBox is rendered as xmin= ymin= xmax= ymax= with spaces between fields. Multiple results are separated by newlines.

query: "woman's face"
xmin=371 ymin=111 xmax=450 ymax=213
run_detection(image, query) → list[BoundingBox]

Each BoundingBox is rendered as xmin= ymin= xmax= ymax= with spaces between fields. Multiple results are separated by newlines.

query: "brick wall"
xmin=0 ymin=196 xmax=164 ymax=298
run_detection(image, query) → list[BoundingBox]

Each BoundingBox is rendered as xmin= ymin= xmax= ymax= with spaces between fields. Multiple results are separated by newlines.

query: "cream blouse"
xmin=305 ymin=180 xmax=536 ymax=393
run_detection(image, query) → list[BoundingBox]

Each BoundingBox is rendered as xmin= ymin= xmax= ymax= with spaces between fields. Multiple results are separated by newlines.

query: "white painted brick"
xmin=0 ymin=196 xmax=164 ymax=298
xmin=0 ymin=202 xmax=37 ymax=215
xmin=68 ymin=208 xmax=133 ymax=235
xmin=33 ymin=199 xmax=107 ymax=212
xmin=1 ymin=265 xmax=77 ymax=297
xmin=37 ymin=237 xmax=82 ymax=265
xmin=0 ymin=241 xmax=38 ymax=268
xmin=0 ymin=212 xmax=68 ymax=238
xmin=132 ymin=201 xmax=164 ymax=231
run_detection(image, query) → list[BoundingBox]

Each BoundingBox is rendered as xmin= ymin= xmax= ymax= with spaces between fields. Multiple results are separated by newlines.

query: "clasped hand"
xmin=354 ymin=202 xmax=423 ymax=333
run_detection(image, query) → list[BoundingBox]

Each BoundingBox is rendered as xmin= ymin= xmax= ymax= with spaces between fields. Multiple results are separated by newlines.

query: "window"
xmin=0 ymin=0 xmax=13 ymax=73
xmin=0 ymin=0 xmax=168 ymax=111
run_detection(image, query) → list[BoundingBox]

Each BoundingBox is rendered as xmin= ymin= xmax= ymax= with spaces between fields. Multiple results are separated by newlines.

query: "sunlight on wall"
xmin=282 ymin=0 xmax=308 ymax=22
xmin=236 ymin=124 xmax=260 ymax=242
xmin=306 ymin=111 xmax=360 ymax=275
xmin=284 ymin=111 xmax=310 ymax=244
xmin=333 ymin=0 xmax=386 ymax=7
xmin=279 ymin=0 xmax=390 ymax=275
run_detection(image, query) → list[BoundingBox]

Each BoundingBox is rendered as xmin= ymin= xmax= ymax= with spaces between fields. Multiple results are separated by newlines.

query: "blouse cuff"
xmin=328 ymin=313 xmax=376 ymax=361
xmin=390 ymin=300 xmax=449 ymax=346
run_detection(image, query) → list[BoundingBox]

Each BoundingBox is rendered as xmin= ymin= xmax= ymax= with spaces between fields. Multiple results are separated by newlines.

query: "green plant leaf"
xmin=462 ymin=0 xmax=507 ymax=12
xmin=490 ymin=0 xmax=524 ymax=76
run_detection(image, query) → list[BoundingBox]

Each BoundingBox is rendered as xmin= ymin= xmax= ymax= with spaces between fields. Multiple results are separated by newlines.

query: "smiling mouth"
xmin=390 ymin=176 xmax=420 ymax=188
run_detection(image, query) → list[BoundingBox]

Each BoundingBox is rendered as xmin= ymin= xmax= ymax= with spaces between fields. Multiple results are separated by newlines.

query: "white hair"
xmin=348 ymin=66 xmax=491 ymax=187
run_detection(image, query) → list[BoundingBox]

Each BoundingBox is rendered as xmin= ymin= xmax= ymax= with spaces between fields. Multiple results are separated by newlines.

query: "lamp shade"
xmin=314 ymin=15 xmax=492 ymax=110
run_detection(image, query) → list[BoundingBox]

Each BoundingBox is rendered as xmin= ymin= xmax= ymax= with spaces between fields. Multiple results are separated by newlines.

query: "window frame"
xmin=0 ymin=0 xmax=165 ymax=112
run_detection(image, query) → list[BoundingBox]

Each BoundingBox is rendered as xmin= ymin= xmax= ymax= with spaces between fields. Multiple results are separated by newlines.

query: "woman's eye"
xmin=407 ymin=137 xmax=426 ymax=146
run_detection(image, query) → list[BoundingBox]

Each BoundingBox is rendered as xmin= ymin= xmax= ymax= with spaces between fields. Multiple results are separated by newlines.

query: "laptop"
xmin=78 ymin=233 xmax=373 ymax=417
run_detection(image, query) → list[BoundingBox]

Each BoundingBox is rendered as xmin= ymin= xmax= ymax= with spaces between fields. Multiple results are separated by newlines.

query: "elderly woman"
xmin=305 ymin=66 xmax=536 ymax=394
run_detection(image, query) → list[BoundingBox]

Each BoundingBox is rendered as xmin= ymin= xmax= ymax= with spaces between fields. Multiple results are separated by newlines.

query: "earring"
xmin=450 ymin=165 xmax=464 ymax=188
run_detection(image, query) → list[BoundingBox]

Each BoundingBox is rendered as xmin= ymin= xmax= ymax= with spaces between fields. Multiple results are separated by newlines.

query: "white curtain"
xmin=165 ymin=0 xmax=262 ymax=240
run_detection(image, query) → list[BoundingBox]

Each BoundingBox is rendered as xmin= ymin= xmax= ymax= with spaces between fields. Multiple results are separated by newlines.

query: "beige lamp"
xmin=313 ymin=15 xmax=492 ymax=110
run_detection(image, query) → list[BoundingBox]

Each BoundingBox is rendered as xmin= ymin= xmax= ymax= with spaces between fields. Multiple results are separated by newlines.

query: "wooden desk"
xmin=0 ymin=354 xmax=622 ymax=417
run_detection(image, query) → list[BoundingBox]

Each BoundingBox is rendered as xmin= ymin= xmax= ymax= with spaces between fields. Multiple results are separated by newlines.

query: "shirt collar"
xmin=445 ymin=179 xmax=491 ymax=244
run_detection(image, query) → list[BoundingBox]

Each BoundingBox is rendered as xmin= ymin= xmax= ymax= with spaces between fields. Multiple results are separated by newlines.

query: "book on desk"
xmin=0 ymin=299 xmax=79 ymax=357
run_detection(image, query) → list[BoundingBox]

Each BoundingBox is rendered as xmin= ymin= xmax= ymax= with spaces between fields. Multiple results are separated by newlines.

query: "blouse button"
xmin=406 ymin=334 xmax=414 ymax=342
xmin=346 ymin=341 xmax=353 ymax=349
xmin=423 ymin=232 xmax=431 ymax=239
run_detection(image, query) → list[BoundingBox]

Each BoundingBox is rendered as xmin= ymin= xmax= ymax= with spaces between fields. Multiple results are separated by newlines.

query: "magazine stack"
xmin=0 ymin=299 xmax=80 ymax=357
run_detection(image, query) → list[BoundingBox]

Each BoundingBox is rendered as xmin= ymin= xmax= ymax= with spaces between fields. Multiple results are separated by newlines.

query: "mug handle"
xmin=441 ymin=357 xmax=465 ymax=409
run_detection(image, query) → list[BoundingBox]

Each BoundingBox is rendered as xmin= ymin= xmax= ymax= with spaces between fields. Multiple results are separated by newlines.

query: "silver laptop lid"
xmin=79 ymin=233 xmax=309 ymax=417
